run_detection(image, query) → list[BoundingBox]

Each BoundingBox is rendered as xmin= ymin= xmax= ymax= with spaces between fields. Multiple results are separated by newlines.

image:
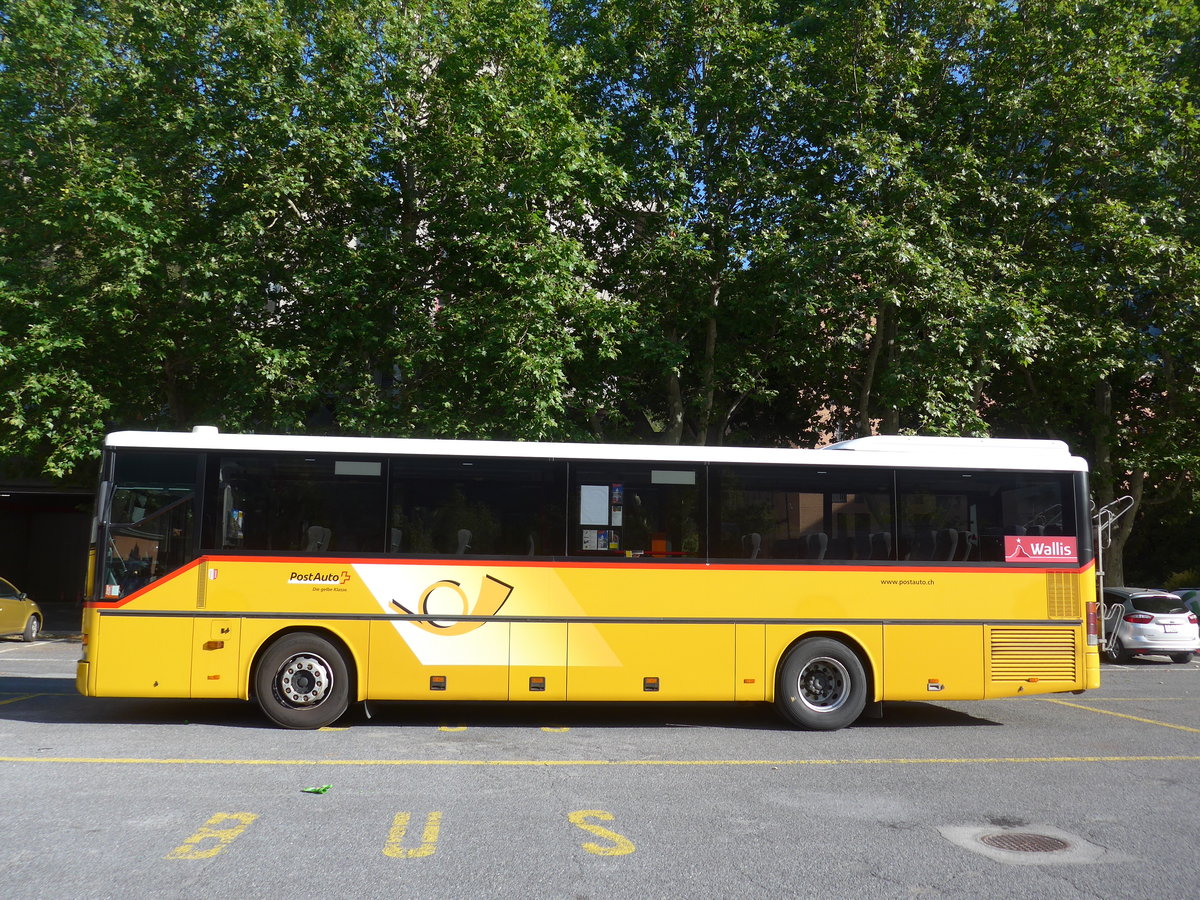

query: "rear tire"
xmin=1171 ymin=652 xmax=1194 ymax=664
xmin=254 ymin=632 xmax=351 ymax=729
xmin=1108 ymin=638 xmax=1134 ymax=664
xmin=21 ymin=615 xmax=40 ymax=642
xmin=775 ymin=637 xmax=868 ymax=731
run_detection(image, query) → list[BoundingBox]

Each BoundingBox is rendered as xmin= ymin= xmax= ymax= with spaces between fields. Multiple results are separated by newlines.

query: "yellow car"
xmin=0 ymin=577 xmax=43 ymax=642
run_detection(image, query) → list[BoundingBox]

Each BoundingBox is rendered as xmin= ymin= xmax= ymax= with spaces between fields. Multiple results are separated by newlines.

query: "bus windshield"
xmin=101 ymin=452 xmax=199 ymax=599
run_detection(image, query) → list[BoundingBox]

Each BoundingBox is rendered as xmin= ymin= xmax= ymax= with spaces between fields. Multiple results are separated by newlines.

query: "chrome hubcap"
xmin=796 ymin=656 xmax=850 ymax=713
xmin=275 ymin=653 xmax=333 ymax=707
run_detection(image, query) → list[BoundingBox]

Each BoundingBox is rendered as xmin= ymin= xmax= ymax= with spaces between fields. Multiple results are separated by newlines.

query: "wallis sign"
xmin=1004 ymin=536 xmax=1078 ymax=564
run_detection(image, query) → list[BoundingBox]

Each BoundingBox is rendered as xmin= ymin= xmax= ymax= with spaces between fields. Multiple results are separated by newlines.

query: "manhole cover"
xmin=979 ymin=832 xmax=1070 ymax=853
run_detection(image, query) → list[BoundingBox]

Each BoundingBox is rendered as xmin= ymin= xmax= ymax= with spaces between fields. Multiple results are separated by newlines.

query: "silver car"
xmin=1102 ymin=587 xmax=1199 ymax=664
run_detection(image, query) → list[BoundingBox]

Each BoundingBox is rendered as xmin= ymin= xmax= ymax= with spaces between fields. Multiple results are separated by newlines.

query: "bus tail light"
xmin=1124 ymin=612 xmax=1154 ymax=624
xmin=1085 ymin=601 xmax=1098 ymax=646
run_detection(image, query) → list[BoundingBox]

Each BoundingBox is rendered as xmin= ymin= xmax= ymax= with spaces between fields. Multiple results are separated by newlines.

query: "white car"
xmin=1102 ymin=587 xmax=1199 ymax=664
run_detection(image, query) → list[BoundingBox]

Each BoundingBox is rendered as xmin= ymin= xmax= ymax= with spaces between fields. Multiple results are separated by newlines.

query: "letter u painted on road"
xmin=383 ymin=811 xmax=442 ymax=858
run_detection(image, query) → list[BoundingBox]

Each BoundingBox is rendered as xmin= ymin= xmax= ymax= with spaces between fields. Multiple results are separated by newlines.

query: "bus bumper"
xmin=76 ymin=660 xmax=91 ymax=696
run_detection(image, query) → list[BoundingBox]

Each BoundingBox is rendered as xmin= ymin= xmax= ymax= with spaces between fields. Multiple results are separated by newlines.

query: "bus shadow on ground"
xmin=0 ymin=681 xmax=1001 ymax=731
xmin=854 ymin=701 xmax=1001 ymax=729
xmin=356 ymin=700 xmax=1000 ymax=730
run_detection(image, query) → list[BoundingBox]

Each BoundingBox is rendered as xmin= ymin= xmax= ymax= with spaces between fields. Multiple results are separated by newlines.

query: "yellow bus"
xmin=77 ymin=428 xmax=1099 ymax=730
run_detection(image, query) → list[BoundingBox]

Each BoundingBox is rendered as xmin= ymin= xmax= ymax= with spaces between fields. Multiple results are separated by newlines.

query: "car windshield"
xmin=1131 ymin=596 xmax=1187 ymax=615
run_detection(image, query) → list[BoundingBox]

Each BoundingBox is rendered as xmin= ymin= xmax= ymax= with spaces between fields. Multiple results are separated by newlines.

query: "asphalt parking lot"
xmin=2 ymin=637 xmax=1198 ymax=899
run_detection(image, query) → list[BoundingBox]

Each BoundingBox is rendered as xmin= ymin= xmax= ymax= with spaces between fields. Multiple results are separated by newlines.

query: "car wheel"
xmin=21 ymin=615 xmax=40 ymax=643
xmin=1109 ymin=638 xmax=1134 ymax=664
xmin=1170 ymin=652 xmax=1194 ymax=664
xmin=775 ymin=637 xmax=868 ymax=731
xmin=254 ymin=632 xmax=351 ymax=729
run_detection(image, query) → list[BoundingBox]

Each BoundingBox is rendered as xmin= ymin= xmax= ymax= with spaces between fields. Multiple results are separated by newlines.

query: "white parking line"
xmin=0 ymin=643 xmax=41 ymax=654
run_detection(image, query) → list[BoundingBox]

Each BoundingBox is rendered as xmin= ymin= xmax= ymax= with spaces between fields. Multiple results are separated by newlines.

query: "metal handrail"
xmin=1092 ymin=495 xmax=1135 ymax=652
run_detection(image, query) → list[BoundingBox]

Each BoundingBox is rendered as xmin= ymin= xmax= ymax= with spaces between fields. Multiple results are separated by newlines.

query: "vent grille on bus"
xmin=990 ymin=628 xmax=1079 ymax=682
xmin=1045 ymin=572 xmax=1080 ymax=619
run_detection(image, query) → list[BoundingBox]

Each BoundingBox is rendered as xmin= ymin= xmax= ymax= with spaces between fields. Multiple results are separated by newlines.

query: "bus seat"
xmin=743 ymin=533 xmax=762 ymax=559
xmin=456 ymin=529 xmax=472 ymax=555
xmin=807 ymin=532 xmax=828 ymax=560
xmin=934 ymin=527 xmax=958 ymax=560
xmin=305 ymin=526 xmax=332 ymax=552
xmin=955 ymin=530 xmax=977 ymax=561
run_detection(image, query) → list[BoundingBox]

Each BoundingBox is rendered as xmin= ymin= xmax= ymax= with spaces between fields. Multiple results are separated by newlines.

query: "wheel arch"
xmin=248 ymin=626 xmax=363 ymax=703
xmin=770 ymin=630 xmax=878 ymax=704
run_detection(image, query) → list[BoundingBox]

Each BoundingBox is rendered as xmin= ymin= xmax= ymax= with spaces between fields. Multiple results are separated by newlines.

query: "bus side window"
xmin=388 ymin=458 xmax=565 ymax=558
xmin=569 ymin=465 xmax=702 ymax=558
xmin=896 ymin=470 xmax=1074 ymax=563
xmin=710 ymin=465 xmax=892 ymax=563
xmin=208 ymin=455 xmax=387 ymax=553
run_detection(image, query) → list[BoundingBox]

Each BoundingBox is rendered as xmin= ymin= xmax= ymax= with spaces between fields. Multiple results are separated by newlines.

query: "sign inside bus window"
xmin=1004 ymin=536 xmax=1077 ymax=563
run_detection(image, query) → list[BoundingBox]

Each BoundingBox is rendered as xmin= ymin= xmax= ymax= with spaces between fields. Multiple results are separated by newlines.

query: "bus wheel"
xmin=775 ymin=638 xmax=868 ymax=731
xmin=255 ymin=633 xmax=350 ymax=729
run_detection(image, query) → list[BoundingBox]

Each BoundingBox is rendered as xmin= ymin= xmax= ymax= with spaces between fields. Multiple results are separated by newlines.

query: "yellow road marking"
xmin=0 ymin=693 xmax=44 ymax=707
xmin=165 ymin=812 xmax=258 ymax=860
xmin=1073 ymin=697 xmax=1187 ymax=702
xmin=2 ymin=755 xmax=1199 ymax=766
xmin=383 ymin=811 xmax=442 ymax=858
xmin=569 ymin=810 xmax=635 ymax=856
xmin=1039 ymin=698 xmax=1200 ymax=734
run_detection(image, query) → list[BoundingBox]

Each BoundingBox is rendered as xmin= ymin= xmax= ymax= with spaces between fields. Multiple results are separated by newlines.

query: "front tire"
xmin=21 ymin=615 xmax=40 ymax=642
xmin=775 ymin=637 xmax=868 ymax=731
xmin=254 ymin=632 xmax=351 ymax=729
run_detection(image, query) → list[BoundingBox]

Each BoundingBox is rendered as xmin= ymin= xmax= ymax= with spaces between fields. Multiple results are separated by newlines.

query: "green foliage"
xmin=1 ymin=0 xmax=620 ymax=473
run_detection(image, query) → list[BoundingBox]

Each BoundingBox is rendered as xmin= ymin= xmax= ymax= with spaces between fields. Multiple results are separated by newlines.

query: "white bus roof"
xmin=104 ymin=429 xmax=1087 ymax=473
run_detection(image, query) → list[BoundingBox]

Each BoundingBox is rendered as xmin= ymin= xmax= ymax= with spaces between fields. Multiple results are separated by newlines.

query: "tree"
xmin=975 ymin=0 xmax=1200 ymax=585
xmin=0 ymin=0 xmax=619 ymax=478
xmin=552 ymin=0 xmax=840 ymax=446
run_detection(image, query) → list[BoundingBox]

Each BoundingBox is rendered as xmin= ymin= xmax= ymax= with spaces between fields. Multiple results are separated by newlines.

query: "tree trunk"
xmin=1091 ymin=379 xmax=1140 ymax=587
xmin=698 ymin=279 xmax=720 ymax=445
xmin=662 ymin=325 xmax=685 ymax=445
xmin=857 ymin=300 xmax=894 ymax=436
xmin=1100 ymin=470 xmax=1143 ymax=589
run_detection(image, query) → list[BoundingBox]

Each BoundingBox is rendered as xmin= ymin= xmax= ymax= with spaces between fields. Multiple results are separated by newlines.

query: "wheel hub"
xmin=276 ymin=654 xmax=332 ymax=707
xmin=797 ymin=657 xmax=849 ymax=712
